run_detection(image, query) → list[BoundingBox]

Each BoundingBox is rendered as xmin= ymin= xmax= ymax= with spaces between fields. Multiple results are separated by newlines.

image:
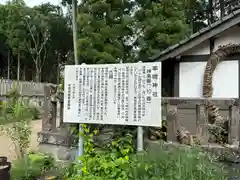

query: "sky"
xmin=1 ymin=0 xmax=61 ymax=7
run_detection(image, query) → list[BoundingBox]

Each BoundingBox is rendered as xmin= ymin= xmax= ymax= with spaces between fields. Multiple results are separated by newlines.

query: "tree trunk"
xmin=17 ymin=52 xmax=20 ymax=81
xmin=22 ymin=65 xmax=26 ymax=80
xmin=35 ymin=56 xmax=41 ymax=82
xmin=31 ymin=68 xmax=35 ymax=81
xmin=39 ymin=72 xmax=41 ymax=82
xmin=35 ymin=69 xmax=41 ymax=82
xmin=35 ymin=65 xmax=41 ymax=82
xmin=7 ymin=49 xmax=10 ymax=79
xmin=57 ymin=52 xmax=60 ymax=84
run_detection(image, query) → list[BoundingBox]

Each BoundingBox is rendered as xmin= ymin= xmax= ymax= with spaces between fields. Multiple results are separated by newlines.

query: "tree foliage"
xmin=76 ymin=0 xmax=135 ymax=64
xmin=0 ymin=1 xmax=73 ymax=82
xmin=75 ymin=0 xmax=211 ymax=62
xmin=0 ymin=0 xmax=217 ymax=81
xmin=134 ymin=0 xmax=190 ymax=59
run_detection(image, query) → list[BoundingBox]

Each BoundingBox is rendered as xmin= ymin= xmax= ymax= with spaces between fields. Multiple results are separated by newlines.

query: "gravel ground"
xmin=0 ymin=120 xmax=41 ymax=162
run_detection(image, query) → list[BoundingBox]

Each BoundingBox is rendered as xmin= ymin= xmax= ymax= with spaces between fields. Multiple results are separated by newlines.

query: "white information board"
xmin=63 ymin=62 xmax=162 ymax=127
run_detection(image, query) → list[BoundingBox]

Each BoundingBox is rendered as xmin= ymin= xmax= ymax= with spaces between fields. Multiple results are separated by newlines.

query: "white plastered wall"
xmin=179 ymin=61 xmax=239 ymax=98
xmin=182 ymin=41 xmax=210 ymax=55
xmin=178 ymin=25 xmax=240 ymax=98
xmin=214 ymin=26 xmax=240 ymax=50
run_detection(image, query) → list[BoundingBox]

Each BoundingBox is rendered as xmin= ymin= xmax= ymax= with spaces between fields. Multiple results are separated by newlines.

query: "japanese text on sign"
xmin=63 ymin=62 xmax=161 ymax=127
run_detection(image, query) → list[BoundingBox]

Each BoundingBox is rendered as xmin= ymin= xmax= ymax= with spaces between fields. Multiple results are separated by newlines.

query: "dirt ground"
xmin=0 ymin=120 xmax=42 ymax=162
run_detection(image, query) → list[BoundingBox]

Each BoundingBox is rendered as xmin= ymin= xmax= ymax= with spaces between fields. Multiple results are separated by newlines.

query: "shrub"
xmin=0 ymin=87 xmax=41 ymax=124
xmin=0 ymin=100 xmax=33 ymax=158
xmin=28 ymin=104 xmax=40 ymax=119
xmin=11 ymin=152 xmax=55 ymax=180
xmin=129 ymin=146 xmax=228 ymax=180
xmin=64 ymin=124 xmax=228 ymax=180
xmin=0 ymin=88 xmax=40 ymax=160
xmin=64 ymin=124 xmax=134 ymax=180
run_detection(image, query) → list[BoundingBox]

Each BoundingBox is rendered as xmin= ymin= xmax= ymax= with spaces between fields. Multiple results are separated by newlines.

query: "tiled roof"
xmin=150 ymin=9 xmax=240 ymax=62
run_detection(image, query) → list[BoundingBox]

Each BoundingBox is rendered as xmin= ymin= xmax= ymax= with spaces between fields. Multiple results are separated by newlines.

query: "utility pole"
xmin=72 ymin=0 xmax=84 ymax=161
xmin=72 ymin=0 xmax=78 ymax=65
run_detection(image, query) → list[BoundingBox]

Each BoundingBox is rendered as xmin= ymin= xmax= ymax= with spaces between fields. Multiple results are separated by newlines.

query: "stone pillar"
xmin=42 ymin=85 xmax=52 ymax=131
xmin=228 ymin=102 xmax=240 ymax=145
xmin=196 ymin=104 xmax=209 ymax=144
xmin=38 ymin=84 xmax=76 ymax=161
xmin=57 ymin=90 xmax=64 ymax=128
xmin=59 ymin=100 xmax=64 ymax=127
xmin=167 ymin=104 xmax=179 ymax=142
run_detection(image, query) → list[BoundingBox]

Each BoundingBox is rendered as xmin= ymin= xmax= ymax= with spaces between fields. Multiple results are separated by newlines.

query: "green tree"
xmin=24 ymin=5 xmax=51 ymax=82
xmin=2 ymin=0 xmax=28 ymax=80
xmin=0 ymin=1 xmax=73 ymax=82
xmin=76 ymin=0 xmax=135 ymax=64
xmin=0 ymin=0 xmax=214 ymax=81
xmin=134 ymin=0 xmax=190 ymax=60
xmin=0 ymin=5 xmax=10 ymax=78
xmin=22 ymin=3 xmax=71 ymax=82
xmin=40 ymin=3 xmax=73 ymax=83
xmin=183 ymin=0 xmax=209 ymax=33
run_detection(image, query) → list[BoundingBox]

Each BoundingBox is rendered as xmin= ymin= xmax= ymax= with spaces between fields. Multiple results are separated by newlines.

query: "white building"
xmin=151 ymin=9 xmax=240 ymax=99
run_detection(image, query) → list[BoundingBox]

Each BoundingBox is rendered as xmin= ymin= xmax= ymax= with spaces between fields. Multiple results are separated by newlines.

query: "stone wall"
xmin=38 ymin=84 xmax=240 ymax=160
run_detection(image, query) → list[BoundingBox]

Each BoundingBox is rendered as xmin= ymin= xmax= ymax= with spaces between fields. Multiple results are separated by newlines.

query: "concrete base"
xmin=37 ymin=129 xmax=77 ymax=161
xmin=38 ymin=143 xmax=77 ymax=161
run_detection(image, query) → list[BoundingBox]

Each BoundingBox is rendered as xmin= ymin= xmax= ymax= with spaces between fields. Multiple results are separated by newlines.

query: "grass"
xmin=63 ymin=144 xmax=229 ymax=180
xmin=129 ymin=146 xmax=228 ymax=180
xmin=0 ymin=113 xmax=39 ymax=125
xmin=0 ymin=100 xmax=40 ymax=125
xmin=11 ymin=152 xmax=56 ymax=180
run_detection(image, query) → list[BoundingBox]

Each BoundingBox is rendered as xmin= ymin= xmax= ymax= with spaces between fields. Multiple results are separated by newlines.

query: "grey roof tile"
xmin=150 ymin=10 xmax=240 ymax=61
